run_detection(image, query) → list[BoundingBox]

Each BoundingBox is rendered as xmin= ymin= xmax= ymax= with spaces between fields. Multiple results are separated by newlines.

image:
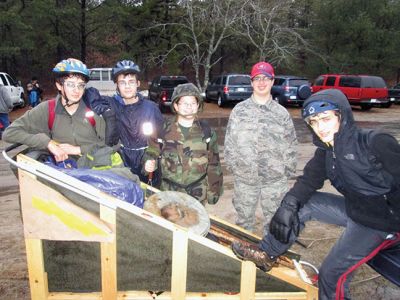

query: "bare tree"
xmin=237 ymin=0 xmax=311 ymax=65
xmin=150 ymin=0 xmax=243 ymax=91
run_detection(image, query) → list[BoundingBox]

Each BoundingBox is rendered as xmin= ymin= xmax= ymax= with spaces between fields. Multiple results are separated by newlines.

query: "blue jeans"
xmin=260 ymin=192 xmax=391 ymax=300
xmin=0 ymin=113 xmax=10 ymax=130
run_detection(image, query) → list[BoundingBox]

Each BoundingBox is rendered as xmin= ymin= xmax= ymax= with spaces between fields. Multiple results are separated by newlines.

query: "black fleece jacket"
xmin=287 ymin=89 xmax=400 ymax=231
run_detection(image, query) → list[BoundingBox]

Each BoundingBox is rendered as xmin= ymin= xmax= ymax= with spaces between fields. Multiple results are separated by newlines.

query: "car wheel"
xmin=204 ymin=92 xmax=210 ymax=103
xmin=360 ymin=104 xmax=372 ymax=111
xmin=19 ymin=93 xmax=26 ymax=108
xmin=217 ymin=95 xmax=223 ymax=107
xmin=297 ymin=85 xmax=312 ymax=100
xmin=274 ymin=96 xmax=285 ymax=106
xmin=381 ymin=102 xmax=392 ymax=108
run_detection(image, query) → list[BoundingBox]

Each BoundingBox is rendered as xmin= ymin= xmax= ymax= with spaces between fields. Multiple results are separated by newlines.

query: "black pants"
xmin=260 ymin=192 xmax=392 ymax=300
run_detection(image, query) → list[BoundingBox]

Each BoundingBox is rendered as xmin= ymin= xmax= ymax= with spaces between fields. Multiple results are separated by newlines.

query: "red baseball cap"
xmin=250 ymin=61 xmax=275 ymax=79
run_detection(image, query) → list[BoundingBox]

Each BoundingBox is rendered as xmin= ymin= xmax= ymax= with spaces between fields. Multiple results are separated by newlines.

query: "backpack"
xmin=47 ymin=99 xmax=96 ymax=130
xmin=29 ymin=90 xmax=38 ymax=105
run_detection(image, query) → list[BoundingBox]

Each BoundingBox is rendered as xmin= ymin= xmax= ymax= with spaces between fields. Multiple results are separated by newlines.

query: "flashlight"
xmin=143 ymin=122 xmax=154 ymax=185
xmin=142 ymin=122 xmax=153 ymax=136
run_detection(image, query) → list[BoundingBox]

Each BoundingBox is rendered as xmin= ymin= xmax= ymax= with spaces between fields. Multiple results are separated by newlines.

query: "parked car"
xmin=0 ymin=72 xmax=25 ymax=108
xmin=388 ymin=83 xmax=400 ymax=104
xmin=312 ymin=74 xmax=391 ymax=110
xmin=85 ymin=68 xmax=115 ymax=96
xmin=148 ymin=75 xmax=189 ymax=112
xmin=205 ymin=74 xmax=252 ymax=107
xmin=271 ymin=75 xmax=312 ymax=106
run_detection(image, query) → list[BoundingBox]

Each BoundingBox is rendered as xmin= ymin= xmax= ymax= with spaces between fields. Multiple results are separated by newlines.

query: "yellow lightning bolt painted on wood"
xmin=32 ymin=196 xmax=109 ymax=237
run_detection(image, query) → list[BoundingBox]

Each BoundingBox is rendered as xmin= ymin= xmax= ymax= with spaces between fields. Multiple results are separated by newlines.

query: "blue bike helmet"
xmin=302 ymin=100 xmax=339 ymax=121
xmin=112 ymin=60 xmax=141 ymax=81
xmin=52 ymin=58 xmax=90 ymax=81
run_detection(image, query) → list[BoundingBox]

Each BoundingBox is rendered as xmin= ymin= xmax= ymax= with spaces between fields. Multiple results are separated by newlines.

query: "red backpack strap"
xmin=47 ymin=99 xmax=56 ymax=130
xmin=48 ymin=98 xmax=95 ymax=130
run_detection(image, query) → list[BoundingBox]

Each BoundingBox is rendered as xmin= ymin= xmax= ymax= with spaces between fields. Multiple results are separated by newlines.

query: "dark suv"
xmin=271 ymin=75 xmax=312 ymax=106
xmin=148 ymin=75 xmax=189 ymax=112
xmin=205 ymin=74 xmax=252 ymax=107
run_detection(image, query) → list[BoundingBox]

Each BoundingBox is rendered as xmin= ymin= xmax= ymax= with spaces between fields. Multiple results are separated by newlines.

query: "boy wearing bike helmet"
xmin=3 ymin=58 xmax=106 ymax=162
xmin=231 ymin=89 xmax=400 ymax=300
xmin=143 ymin=83 xmax=223 ymax=205
xmin=85 ymin=60 xmax=164 ymax=183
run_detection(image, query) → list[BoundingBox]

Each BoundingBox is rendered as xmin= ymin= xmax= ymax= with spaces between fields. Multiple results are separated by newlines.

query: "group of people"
xmin=3 ymin=57 xmax=400 ymax=300
xmin=0 ymin=76 xmax=42 ymax=140
xmin=26 ymin=76 xmax=43 ymax=108
xmin=2 ymin=57 xmax=223 ymax=207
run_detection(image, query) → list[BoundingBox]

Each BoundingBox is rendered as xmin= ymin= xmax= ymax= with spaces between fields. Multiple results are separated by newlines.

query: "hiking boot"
xmin=231 ymin=241 xmax=276 ymax=272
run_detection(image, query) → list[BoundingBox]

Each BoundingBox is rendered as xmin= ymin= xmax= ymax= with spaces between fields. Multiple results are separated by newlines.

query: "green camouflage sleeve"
xmin=207 ymin=129 xmax=223 ymax=204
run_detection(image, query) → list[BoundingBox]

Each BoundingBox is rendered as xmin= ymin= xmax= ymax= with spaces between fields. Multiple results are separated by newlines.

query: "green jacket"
xmin=144 ymin=118 xmax=223 ymax=205
xmin=3 ymin=95 xmax=105 ymax=155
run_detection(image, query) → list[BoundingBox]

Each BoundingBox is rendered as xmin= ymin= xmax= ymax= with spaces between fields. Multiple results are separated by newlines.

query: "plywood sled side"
xmin=16 ymin=154 xmax=318 ymax=300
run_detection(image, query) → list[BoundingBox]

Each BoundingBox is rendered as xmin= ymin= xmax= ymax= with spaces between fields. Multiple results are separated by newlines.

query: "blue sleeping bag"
xmin=63 ymin=168 xmax=144 ymax=208
xmin=44 ymin=159 xmax=144 ymax=208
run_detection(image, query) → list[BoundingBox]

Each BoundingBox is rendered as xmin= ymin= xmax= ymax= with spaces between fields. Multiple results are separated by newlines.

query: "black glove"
xmin=269 ymin=194 xmax=300 ymax=244
xmin=102 ymin=108 xmax=119 ymax=146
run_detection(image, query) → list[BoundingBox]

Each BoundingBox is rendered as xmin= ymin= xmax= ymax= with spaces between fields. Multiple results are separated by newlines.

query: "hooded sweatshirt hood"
xmin=302 ymin=89 xmax=355 ymax=147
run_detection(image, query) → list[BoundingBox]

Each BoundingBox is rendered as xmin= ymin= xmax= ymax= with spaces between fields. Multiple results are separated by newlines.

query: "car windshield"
xmin=228 ymin=76 xmax=251 ymax=85
xmin=273 ymin=78 xmax=286 ymax=85
xmin=289 ymin=79 xmax=309 ymax=86
xmin=160 ymin=79 xmax=188 ymax=88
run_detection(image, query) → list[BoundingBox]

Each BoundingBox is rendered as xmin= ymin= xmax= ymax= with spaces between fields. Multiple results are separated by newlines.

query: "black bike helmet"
xmin=112 ymin=60 xmax=140 ymax=81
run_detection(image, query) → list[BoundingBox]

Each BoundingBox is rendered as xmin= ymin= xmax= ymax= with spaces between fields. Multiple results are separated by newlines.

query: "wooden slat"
xmin=171 ymin=229 xmax=189 ymax=299
xmin=48 ymin=290 xmax=309 ymax=299
xmin=240 ymin=261 xmax=256 ymax=300
xmin=25 ymin=238 xmax=48 ymax=300
xmin=100 ymin=204 xmax=117 ymax=300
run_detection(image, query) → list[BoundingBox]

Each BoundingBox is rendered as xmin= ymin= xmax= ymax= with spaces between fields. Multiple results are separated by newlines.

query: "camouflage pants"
xmin=232 ymin=178 xmax=289 ymax=232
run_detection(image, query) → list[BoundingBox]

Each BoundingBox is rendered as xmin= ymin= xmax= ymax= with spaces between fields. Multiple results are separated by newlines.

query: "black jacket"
xmin=290 ymin=89 xmax=400 ymax=232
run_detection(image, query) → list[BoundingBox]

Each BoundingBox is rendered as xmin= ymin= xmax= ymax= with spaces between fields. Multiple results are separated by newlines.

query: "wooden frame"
xmin=16 ymin=154 xmax=318 ymax=300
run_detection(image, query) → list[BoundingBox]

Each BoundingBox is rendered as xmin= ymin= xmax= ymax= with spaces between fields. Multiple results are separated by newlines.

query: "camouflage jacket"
xmin=144 ymin=118 xmax=223 ymax=205
xmin=224 ymin=96 xmax=297 ymax=185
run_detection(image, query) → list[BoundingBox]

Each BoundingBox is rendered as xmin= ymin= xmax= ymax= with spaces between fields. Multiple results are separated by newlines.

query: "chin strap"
xmin=59 ymin=90 xmax=80 ymax=107
xmin=176 ymin=112 xmax=198 ymax=118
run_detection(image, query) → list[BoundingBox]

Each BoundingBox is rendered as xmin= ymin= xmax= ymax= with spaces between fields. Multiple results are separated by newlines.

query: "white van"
xmin=85 ymin=68 xmax=115 ymax=96
xmin=0 ymin=72 xmax=25 ymax=107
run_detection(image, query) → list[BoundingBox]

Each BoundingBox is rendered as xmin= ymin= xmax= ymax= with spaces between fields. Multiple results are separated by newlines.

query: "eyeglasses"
xmin=64 ymin=81 xmax=86 ymax=91
xmin=252 ymin=76 xmax=273 ymax=82
xmin=118 ymin=80 xmax=137 ymax=87
xmin=178 ymin=102 xmax=198 ymax=108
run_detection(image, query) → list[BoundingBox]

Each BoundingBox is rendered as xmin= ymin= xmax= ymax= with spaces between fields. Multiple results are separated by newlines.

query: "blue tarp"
xmin=45 ymin=160 xmax=144 ymax=208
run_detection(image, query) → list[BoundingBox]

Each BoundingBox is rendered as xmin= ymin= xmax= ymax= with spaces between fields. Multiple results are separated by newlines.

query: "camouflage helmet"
xmin=171 ymin=83 xmax=203 ymax=113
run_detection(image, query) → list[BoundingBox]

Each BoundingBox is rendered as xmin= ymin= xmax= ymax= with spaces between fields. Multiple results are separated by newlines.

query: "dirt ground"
xmin=1 ymin=100 xmax=400 ymax=299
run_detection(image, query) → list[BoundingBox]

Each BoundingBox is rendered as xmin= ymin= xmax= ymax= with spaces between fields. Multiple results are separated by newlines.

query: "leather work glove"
xmin=269 ymin=194 xmax=300 ymax=244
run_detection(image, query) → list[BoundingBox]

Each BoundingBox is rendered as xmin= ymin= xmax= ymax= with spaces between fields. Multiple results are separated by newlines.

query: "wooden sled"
xmin=8 ymin=151 xmax=318 ymax=300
